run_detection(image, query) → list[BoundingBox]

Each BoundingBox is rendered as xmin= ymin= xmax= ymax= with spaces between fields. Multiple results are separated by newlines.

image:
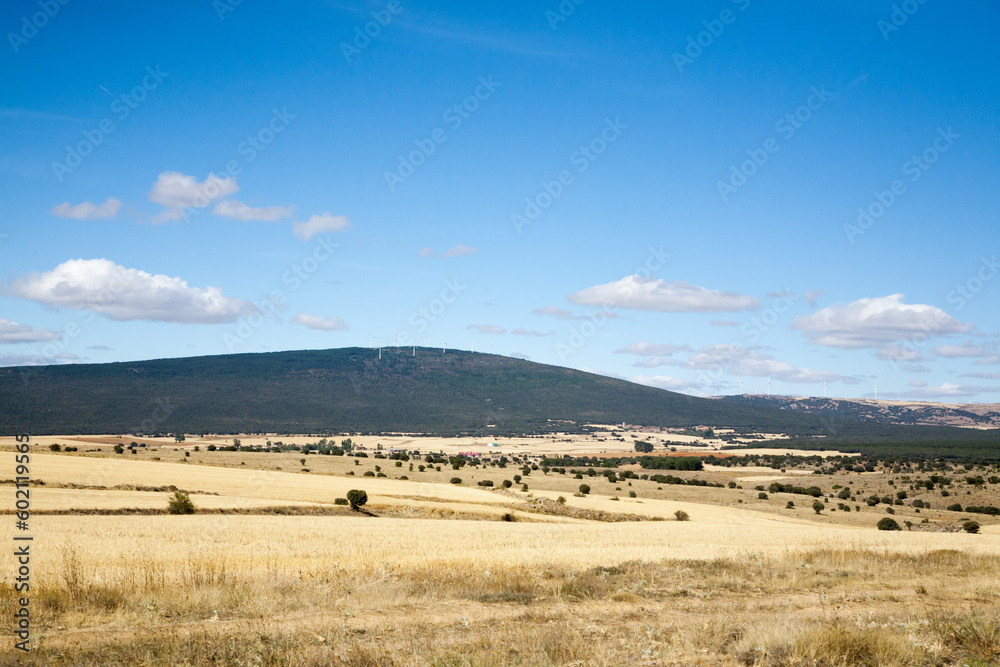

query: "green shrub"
xmin=363 ymin=471 xmax=375 ymax=477
xmin=556 ymin=496 xmax=566 ymax=504
xmin=49 ymin=444 xmax=61 ymax=452
xmin=812 ymin=500 xmax=824 ymax=514
xmin=502 ymin=479 xmax=513 ymax=489
xmin=478 ymin=480 xmax=494 ymax=487
xmin=786 ymin=501 xmax=794 ymax=509
xmin=334 ymin=498 xmax=349 ymax=506
xmin=963 ymin=521 xmax=980 ymax=534
xmin=758 ymin=492 xmax=768 ymax=500
xmin=877 ymin=517 xmax=901 ymax=531
xmin=674 ymin=510 xmax=689 ymax=521
xmin=450 ymin=477 xmax=462 ymax=484
xmin=346 ymin=489 xmax=367 ymax=511
xmin=947 ymin=503 xmax=963 ymax=512
xmin=578 ymin=484 xmax=590 ymax=495
xmin=500 ymin=512 xmax=516 ymax=522
xmin=167 ymin=491 xmax=195 ymax=515
xmin=629 ymin=490 xmax=636 ymax=498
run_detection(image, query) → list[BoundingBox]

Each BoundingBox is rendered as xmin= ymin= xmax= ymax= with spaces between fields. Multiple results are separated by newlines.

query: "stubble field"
xmin=2 ymin=435 xmax=999 ymax=665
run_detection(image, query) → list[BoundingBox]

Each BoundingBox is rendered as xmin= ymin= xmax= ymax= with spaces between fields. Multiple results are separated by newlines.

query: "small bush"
xmin=758 ymin=492 xmax=768 ymax=500
xmin=812 ymin=500 xmax=824 ymax=514
xmin=502 ymin=479 xmax=513 ymax=489
xmin=477 ymin=480 xmax=494 ymax=487
xmin=877 ymin=517 xmax=901 ymax=531
xmin=49 ymin=444 xmax=61 ymax=452
xmin=556 ymin=496 xmax=566 ymax=504
xmin=363 ymin=471 xmax=375 ymax=477
xmin=674 ymin=510 xmax=689 ymax=521
xmin=629 ymin=490 xmax=636 ymax=498
xmin=334 ymin=498 xmax=348 ymax=506
xmin=578 ymin=484 xmax=591 ymax=495
xmin=786 ymin=501 xmax=794 ymax=509
xmin=167 ymin=491 xmax=196 ymax=515
xmin=450 ymin=477 xmax=462 ymax=484
xmin=963 ymin=521 xmax=980 ymax=534
xmin=500 ymin=512 xmax=516 ymax=522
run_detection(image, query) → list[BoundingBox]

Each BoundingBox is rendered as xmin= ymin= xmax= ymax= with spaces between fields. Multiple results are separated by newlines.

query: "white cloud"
xmin=908 ymin=378 xmax=927 ymax=387
xmin=932 ymin=341 xmax=987 ymax=358
xmin=793 ymin=294 xmax=973 ymax=349
xmin=213 ymin=200 xmax=293 ymax=222
xmin=420 ymin=244 xmax=479 ymax=258
xmin=293 ymin=213 xmax=350 ymax=241
xmin=148 ymin=172 xmax=238 ymax=222
xmin=0 ymin=318 xmax=62 ymax=344
xmin=804 ymin=289 xmax=826 ymax=307
xmin=630 ymin=375 xmax=705 ymax=394
xmin=511 ymin=328 xmax=550 ymax=336
xmin=615 ymin=342 xmax=691 ymax=356
xmin=467 ymin=324 xmax=505 ymax=334
xmin=710 ymin=319 xmax=738 ymax=327
xmin=976 ymin=356 xmax=1000 ymax=366
xmin=671 ymin=344 xmax=857 ymax=384
xmin=50 ymin=197 xmax=121 ymax=220
xmin=568 ymin=275 xmax=759 ymax=313
xmin=633 ymin=357 xmax=681 ymax=369
xmin=293 ymin=313 xmax=349 ymax=331
xmin=531 ymin=306 xmax=618 ymax=320
xmin=5 ymin=258 xmax=254 ymax=324
xmin=875 ymin=343 xmax=924 ymax=362
xmin=898 ymin=382 xmax=1000 ymax=399
xmin=962 ymin=372 xmax=1000 ymax=380
xmin=0 ymin=352 xmax=78 ymax=367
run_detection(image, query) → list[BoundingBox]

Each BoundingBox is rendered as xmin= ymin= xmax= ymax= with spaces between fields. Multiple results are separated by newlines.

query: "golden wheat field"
xmin=2 ymin=442 xmax=1000 ymax=665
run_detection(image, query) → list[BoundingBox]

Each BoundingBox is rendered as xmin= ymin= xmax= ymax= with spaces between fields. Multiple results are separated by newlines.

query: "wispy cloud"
xmin=51 ymin=197 xmax=122 ymax=220
xmin=467 ymin=324 xmax=505 ymax=334
xmin=213 ymin=200 xmax=293 ymax=222
xmin=419 ymin=244 xmax=478 ymax=258
xmin=293 ymin=313 xmax=349 ymax=331
xmin=293 ymin=213 xmax=351 ymax=240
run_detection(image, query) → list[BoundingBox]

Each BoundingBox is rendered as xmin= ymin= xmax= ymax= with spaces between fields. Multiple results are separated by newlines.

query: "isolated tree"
xmin=963 ymin=521 xmax=980 ymax=534
xmin=674 ymin=510 xmax=690 ymax=521
xmin=812 ymin=500 xmax=824 ymax=514
xmin=346 ymin=489 xmax=368 ymax=511
xmin=579 ymin=484 xmax=591 ymax=495
xmin=174 ymin=434 xmax=186 ymax=443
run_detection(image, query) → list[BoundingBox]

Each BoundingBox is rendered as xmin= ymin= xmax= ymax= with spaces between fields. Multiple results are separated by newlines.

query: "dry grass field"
xmin=2 ymin=436 xmax=999 ymax=665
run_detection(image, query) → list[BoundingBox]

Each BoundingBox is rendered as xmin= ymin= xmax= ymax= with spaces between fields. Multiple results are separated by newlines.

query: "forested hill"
xmin=1 ymin=348 xmax=998 ymax=457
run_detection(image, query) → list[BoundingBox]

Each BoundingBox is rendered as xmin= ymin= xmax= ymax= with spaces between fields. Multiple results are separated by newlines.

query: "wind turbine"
xmin=443 ymin=339 xmax=446 ymax=353
xmin=368 ymin=335 xmax=373 ymax=349
xmin=378 ymin=346 xmax=382 ymax=360
xmin=767 ymin=378 xmax=771 ymax=397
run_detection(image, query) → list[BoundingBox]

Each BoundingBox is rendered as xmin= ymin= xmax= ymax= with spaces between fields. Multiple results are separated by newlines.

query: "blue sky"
xmin=1 ymin=0 xmax=998 ymax=403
